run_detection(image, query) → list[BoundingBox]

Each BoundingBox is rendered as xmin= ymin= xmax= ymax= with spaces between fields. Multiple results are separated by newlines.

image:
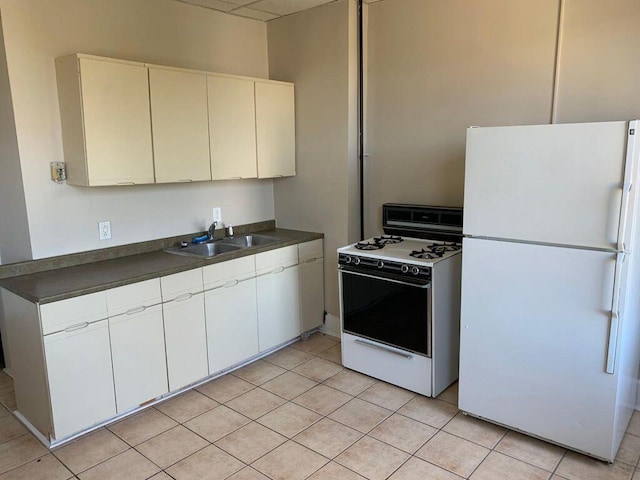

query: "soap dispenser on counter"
xmin=226 ymin=224 xmax=234 ymax=237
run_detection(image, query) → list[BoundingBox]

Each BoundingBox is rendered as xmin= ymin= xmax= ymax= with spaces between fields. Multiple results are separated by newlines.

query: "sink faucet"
xmin=207 ymin=221 xmax=217 ymax=241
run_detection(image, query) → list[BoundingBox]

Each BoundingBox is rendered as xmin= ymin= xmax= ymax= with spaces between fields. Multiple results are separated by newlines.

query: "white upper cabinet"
xmin=56 ymin=55 xmax=154 ymax=186
xmin=149 ymin=67 xmax=211 ymax=183
xmin=208 ymin=75 xmax=257 ymax=180
xmin=255 ymin=82 xmax=296 ymax=178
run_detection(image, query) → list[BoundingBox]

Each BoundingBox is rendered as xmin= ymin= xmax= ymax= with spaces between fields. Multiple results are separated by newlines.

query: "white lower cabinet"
xmin=162 ymin=293 xmax=208 ymax=390
xmin=161 ymin=269 xmax=207 ymax=391
xmin=43 ymin=319 xmax=116 ymax=439
xmin=205 ymin=278 xmax=259 ymax=373
xmin=109 ymin=304 xmax=168 ymax=413
xmin=255 ymin=245 xmax=302 ymax=352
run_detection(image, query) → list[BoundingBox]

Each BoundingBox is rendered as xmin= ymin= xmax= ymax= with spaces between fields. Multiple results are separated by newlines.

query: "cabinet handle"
xmin=174 ymin=293 xmax=193 ymax=302
xmin=229 ymin=177 xmax=242 ymax=180
xmin=177 ymin=179 xmax=193 ymax=183
xmin=271 ymin=266 xmax=285 ymax=274
xmin=126 ymin=305 xmax=146 ymax=315
xmin=304 ymin=257 xmax=318 ymax=264
xmin=224 ymin=279 xmax=239 ymax=288
xmin=355 ymin=339 xmax=413 ymax=359
xmin=116 ymin=182 xmax=136 ymax=186
xmin=64 ymin=321 xmax=89 ymax=332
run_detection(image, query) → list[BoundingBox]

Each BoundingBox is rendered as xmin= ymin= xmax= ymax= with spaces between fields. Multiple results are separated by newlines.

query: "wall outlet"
xmin=212 ymin=207 xmax=222 ymax=224
xmin=98 ymin=221 xmax=111 ymax=240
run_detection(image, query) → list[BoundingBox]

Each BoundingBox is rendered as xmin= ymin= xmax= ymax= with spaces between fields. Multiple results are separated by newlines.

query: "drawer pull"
xmin=116 ymin=182 xmax=136 ymax=186
xmin=177 ymin=179 xmax=193 ymax=183
xmin=126 ymin=305 xmax=146 ymax=315
xmin=271 ymin=266 xmax=285 ymax=274
xmin=64 ymin=322 xmax=89 ymax=332
xmin=354 ymin=339 xmax=413 ymax=359
xmin=224 ymin=280 xmax=239 ymax=288
xmin=304 ymin=257 xmax=318 ymax=264
xmin=174 ymin=293 xmax=193 ymax=302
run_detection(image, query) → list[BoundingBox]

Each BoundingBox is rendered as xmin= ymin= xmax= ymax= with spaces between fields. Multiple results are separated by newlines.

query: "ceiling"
xmin=175 ymin=0 xmax=382 ymax=22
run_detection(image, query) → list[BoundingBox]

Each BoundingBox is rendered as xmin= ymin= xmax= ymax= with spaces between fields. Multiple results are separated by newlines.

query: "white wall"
xmin=0 ymin=0 xmax=273 ymax=259
xmin=0 ymin=11 xmax=31 ymax=264
xmin=363 ymin=0 xmax=560 ymax=236
xmin=268 ymin=0 xmax=359 ymax=318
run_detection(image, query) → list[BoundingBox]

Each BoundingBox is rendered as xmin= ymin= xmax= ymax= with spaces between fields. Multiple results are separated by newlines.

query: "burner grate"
xmin=355 ymin=241 xmax=384 ymax=251
xmin=410 ymin=242 xmax=461 ymax=259
xmin=373 ymin=235 xmax=403 ymax=245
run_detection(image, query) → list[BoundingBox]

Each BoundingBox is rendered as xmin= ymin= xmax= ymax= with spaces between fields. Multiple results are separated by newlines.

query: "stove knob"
xmin=377 ymin=260 xmax=385 ymax=268
xmin=345 ymin=256 xmax=352 ymax=264
xmin=353 ymin=257 xmax=361 ymax=265
xmin=411 ymin=266 xmax=421 ymax=275
xmin=401 ymin=264 xmax=409 ymax=273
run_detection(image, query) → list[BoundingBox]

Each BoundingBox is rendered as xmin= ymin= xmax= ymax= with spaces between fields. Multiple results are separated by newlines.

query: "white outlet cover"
xmin=99 ymin=221 xmax=111 ymax=240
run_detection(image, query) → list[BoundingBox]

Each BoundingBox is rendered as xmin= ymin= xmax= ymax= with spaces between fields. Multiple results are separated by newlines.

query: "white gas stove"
xmin=338 ymin=204 xmax=462 ymax=397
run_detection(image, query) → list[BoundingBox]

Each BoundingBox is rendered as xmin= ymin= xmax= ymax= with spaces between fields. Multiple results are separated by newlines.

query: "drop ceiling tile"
xmin=179 ymin=0 xmax=238 ymax=12
xmin=224 ymin=0 xmax=258 ymax=5
xmin=249 ymin=0 xmax=335 ymax=16
xmin=232 ymin=7 xmax=280 ymax=21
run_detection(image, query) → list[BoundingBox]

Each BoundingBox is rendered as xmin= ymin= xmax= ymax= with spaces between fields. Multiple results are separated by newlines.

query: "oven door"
xmin=339 ymin=268 xmax=431 ymax=357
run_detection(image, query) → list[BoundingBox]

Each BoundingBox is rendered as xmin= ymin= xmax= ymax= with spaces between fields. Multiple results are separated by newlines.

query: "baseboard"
xmin=319 ymin=313 xmax=340 ymax=338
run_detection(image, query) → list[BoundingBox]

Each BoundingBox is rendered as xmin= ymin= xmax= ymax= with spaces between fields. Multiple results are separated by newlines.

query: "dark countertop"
xmin=0 ymin=228 xmax=323 ymax=304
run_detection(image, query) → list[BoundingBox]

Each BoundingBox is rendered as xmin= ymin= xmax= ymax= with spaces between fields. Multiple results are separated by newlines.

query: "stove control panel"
xmin=338 ymin=254 xmax=432 ymax=284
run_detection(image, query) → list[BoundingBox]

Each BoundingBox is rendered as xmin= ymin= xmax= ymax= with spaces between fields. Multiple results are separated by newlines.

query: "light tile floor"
xmin=0 ymin=332 xmax=639 ymax=479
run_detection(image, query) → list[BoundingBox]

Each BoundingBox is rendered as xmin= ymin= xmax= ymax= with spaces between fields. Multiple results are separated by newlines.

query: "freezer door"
xmin=459 ymin=237 xmax=618 ymax=460
xmin=464 ymin=121 xmax=630 ymax=250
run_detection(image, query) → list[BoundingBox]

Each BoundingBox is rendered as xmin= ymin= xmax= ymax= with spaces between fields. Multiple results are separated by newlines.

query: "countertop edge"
xmin=0 ymin=229 xmax=324 ymax=305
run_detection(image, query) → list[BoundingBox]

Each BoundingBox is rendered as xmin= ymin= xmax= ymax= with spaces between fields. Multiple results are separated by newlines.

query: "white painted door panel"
xmin=44 ymin=320 xmax=116 ymax=439
xmin=109 ymin=305 xmax=168 ymax=412
xmin=205 ymin=278 xmax=259 ymax=373
xmin=208 ymin=75 xmax=257 ymax=180
xmin=459 ymin=237 xmax=618 ymax=460
xmin=161 ymin=269 xmax=204 ymax=302
xmin=163 ymin=293 xmax=208 ymax=391
xmin=106 ymin=279 xmax=161 ymax=317
xmin=80 ymin=58 xmax=154 ymax=185
xmin=257 ymin=266 xmax=300 ymax=352
xmin=149 ymin=68 xmax=211 ymax=183
xmin=255 ymin=245 xmax=297 ymax=276
xmin=464 ymin=121 xmax=628 ymax=249
xmin=202 ymin=256 xmax=255 ymax=291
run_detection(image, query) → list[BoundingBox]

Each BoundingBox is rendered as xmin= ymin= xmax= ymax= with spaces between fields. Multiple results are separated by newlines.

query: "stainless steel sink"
xmin=220 ymin=234 xmax=279 ymax=248
xmin=165 ymin=242 xmax=242 ymax=258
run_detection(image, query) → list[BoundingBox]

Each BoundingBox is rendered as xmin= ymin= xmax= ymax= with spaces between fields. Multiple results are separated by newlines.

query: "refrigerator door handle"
xmin=606 ymin=252 xmax=626 ymax=374
xmin=616 ymin=120 xmax=638 ymax=254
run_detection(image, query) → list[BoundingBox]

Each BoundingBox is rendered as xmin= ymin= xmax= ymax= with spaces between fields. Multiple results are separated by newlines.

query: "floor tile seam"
xmin=0 ymin=450 xmax=71 ymax=479
xmin=55 ymin=446 xmax=138 ymax=477
xmin=354 ymin=391 xmax=416 ymax=414
xmin=363 ymin=429 xmax=431 ymax=456
xmin=326 ymin=408 xmax=392 ymax=436
xmin=491 ymin=444 xmax=565 ymax=474
xmin=157 ymin=401 xmax=220 ymax=424
xmin=196 ymin=382 xmax=258 ymax=404
xmin=391 ymin=409 xmax=455 ymax=431
xmin=213 ymin=426 xmax=287 ymax=465
xmin=436 ymin=426 xmax=504 ymax=452
xmin=180 ymin=412 xmax=253 ymax=445
xmin=106 ymin=418 xmax=180 ymax=449
xmin=549 ymin=449 xmax=569 ymax=477
xmin=291 ymin=420 xmax=365 ymax=458
xmin=222 ymin=386 xmax=290 ymax=418
xmin=134 ymin=440 xmax=217 ymax=472
xmin=409 ymin=455 xmax=468 ymax=479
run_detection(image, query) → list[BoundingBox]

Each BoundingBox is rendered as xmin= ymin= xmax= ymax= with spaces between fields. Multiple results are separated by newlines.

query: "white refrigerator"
xmin=459 ymin=120 xmax=640 ymax=461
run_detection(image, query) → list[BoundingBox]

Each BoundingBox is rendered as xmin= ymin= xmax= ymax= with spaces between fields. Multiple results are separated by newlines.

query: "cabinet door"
xmin=255 ymin=82 xmax=295 ymax=178
xmin=149 ymin=68 xmax=211 ymax=183
xmin=79 ymin=57 xmax=154 ymax=185
xmin=205 ymin=278 xmax=259 ymax=373
xmin=299 ymin=258 xmax=324 ymax=333
xmin=257 ymin=266 xmax=300 ymax=352
xmin=109 ymin=305 xmax=168 ymax=412
xmin=43 ymin=320 xmax=116 ymax=439
xmin=163 ymin=292 xmax=208 ymax=391
xmin=208 ymin=75 xmax=257 ymax=180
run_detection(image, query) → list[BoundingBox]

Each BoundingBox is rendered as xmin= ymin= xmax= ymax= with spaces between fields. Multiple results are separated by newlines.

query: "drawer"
xmin=202 ymin=256 xmax=255 ymax=290
xmin=106 ymin=278 xmax=161 ymax=317
xmin=298 ymin=239 xmax=323 ymax=262
xmin=341 ymin=332 xmax=432 ymax=396
xmin=161 ymin=268 xmax=204 ymax=302
xmin=255 ymin=245 xmax=298 ymax=276
xmin=40 ymin=291 xmax=108 ymax=335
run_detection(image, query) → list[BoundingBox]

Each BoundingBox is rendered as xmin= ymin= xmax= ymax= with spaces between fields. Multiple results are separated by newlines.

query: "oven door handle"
xmin=354 ymin=339 xmax=413 ymax=359
xmin=340 ymin=269 xmax=431 ymax=288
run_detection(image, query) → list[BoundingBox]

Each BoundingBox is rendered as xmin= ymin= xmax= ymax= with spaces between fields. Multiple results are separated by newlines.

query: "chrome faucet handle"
xmin=208 ymin=221 xmax=217 ymax=240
